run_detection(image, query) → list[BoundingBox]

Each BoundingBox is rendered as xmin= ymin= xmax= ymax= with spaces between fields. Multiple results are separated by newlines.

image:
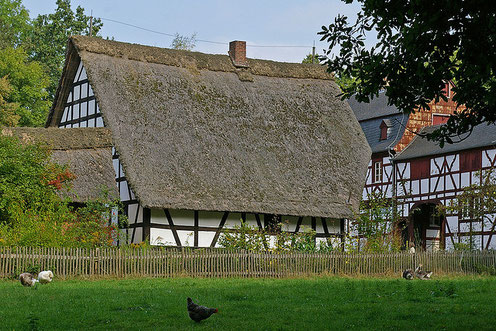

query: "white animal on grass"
xmin=19 ymin=273 xmax=38 ymax=287
xmin=37 ymin=270 xmax=54 ymax=284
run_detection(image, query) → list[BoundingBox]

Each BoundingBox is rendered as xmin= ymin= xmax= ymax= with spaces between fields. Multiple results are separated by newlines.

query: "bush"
xmin=218 ymin=220 xmax=340 ymax=252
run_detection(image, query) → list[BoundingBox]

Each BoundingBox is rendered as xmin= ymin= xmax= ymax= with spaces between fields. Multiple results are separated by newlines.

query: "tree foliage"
xmin=0 ymin=135 xmax=123 ymax=247
xmin=29 ymin=0 xmax=102 ymax=99
xmin=319 ymin=1 xmax=496 ymax=146
xmin=302 ymin=53 xmax=320 ymax=64
xmin=350 ymin=192 xmax=402 ymax=252
xmin=0 ymin=0 xmax=31 ymax=48
xmin=0 ymin=47 xmax=50 ymax=126
xmin=0 ymin=76 xmax=20 ymax=126
xmin=170 ymin=32 xmax=197 ymax=51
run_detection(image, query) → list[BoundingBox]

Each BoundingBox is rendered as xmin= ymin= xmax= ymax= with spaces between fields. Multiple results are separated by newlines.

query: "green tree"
xmin=302 ymin=53 xmax=320 ymax=64
xmin=319 ymin=1 xmax=496 ymax=146
xmin=0 ymin=76 xmax=20 ymax=126
xmin=349 ymin=192 xmax=401 ymax=252
xmin=0 ymin=0 xmax=31 ymax=48
xmin=0 ymin=47 xmax=50 ymax=126
xmin=29 ymin=0 xmax=102 ymax=98
xmin=170 ymin=32 xmax=197 ymax=51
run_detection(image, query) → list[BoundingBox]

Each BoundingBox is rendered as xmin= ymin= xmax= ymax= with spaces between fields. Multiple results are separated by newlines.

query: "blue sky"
xmin=22 ymin=0 xmax=365 ymax=63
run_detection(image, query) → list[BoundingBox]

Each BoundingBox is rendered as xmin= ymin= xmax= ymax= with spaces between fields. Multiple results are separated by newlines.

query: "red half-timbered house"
xmin=349 ymin=86 xmax=496 ymax=251
xmin=394 ymin=124 xmax=496 ymax=250
xmin=45 ymin=36 xmax=370 ymax=247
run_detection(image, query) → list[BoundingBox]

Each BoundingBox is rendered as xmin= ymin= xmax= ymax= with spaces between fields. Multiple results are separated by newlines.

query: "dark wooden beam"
xmin=164 ymin=209 xmax=181 ymax=247
xmin=142 ymin=208 xmax=151 ymax=242
xmin=194 ymin=210 xmax=199 ymax=247
xmin=294 ymin=216 xmax=303 ymax=233
xmin=210 ymin=212 xmax=229 ymax=247
xmin=254 ymin=214 xmax=263 ymax=230
xmin=321 ymin=217 xmax=329 ymax=235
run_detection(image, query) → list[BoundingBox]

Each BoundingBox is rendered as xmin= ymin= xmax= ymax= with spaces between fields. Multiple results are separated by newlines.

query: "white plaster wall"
xmin=119 ymin=180 xmax=130 ymax=201
xmin=281 ymin=216 xmax=299 ymax=232
xmin=366 ymin=168 xmax=372 ymax=185
xmin=127 ymin=204 xmax=142 ymax=225
xmin=447 ymin=155 xmax=458 ymax=171
xmin=150 ymin=209 xmax=167 ymax=225
xmin=431 ymin=158 xmax=442 ymax=175
xmin=421 ymin=179 xmax=429 ymax=194
xmin=199 ymin=211 xmax=222 ymax=228
xmin=177 ymin=230 xmax=194 ymax=246
xmin=132 ymin=227 xmax=142 ymax=244
xmin=150 ymin=228 xmax=176 ymax=246
xmin=460 ymin=172 xmax=470 ymax=188
xmin=446 ymin=216 xmax=458 ymax=233
xmin=169 ymin=209 xmax=195 ymax=226
xmin=410 ymin=180 xmax=419 ymax=196
xmin=472 ymin=172 xmax=480 ymax=185
xmin=426 ymin=229 xmax=441 ymax=238
xmin=445 ymin=239 xmax=455 ymax=250
xmin=483 ymin=149 xmax=496 ymax=167
xmin=199 ymin=231 xmax=217 ymax=247
xmin=459 ymin=222 xmax=471 ymax=233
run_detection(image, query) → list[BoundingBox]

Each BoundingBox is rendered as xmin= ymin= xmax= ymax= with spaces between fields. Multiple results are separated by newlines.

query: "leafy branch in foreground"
xmin=319 ymin=1 xmax=496 ymax=146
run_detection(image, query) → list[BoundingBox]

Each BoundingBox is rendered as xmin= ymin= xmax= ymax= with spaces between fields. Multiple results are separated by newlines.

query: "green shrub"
xmin=218 ymin=220 xmax=340 ymax=252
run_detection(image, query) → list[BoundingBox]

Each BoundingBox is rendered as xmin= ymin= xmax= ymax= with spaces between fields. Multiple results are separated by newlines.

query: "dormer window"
xmin=380 ymin=120 xmax=392 ymax=140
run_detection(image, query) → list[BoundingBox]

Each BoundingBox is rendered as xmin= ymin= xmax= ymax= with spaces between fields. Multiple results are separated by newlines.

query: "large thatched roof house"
xmin=46 ymin=36 xmax=370 ymax=247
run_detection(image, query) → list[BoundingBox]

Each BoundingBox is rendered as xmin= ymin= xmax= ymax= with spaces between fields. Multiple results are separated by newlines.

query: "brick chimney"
xmin=229 ymin=40 xmax=248 ymax=67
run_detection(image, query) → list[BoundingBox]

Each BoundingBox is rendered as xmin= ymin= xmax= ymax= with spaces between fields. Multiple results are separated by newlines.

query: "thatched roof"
xmin=47 ymin=36 xmax=371 ymax=218
xmin=1 ymin=127 xmax=118 ymax=202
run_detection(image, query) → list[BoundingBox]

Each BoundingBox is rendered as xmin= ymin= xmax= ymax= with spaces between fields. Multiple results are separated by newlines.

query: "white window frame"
xmin=374 ymin=161 xmax=383 ymax=183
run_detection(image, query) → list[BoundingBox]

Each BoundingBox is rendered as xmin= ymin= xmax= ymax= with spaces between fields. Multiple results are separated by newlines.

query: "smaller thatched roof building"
xmin=1 ymin=127 xmax=118 ymax=202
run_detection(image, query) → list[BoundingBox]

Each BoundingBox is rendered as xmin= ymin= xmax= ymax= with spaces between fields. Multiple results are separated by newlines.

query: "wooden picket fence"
xmin=1 ymin=247 xmax=496 ymax=279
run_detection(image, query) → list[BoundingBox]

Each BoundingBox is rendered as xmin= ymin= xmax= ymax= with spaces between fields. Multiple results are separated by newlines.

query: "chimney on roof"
xmin=229 ymin=40 xmax=248 ymax=67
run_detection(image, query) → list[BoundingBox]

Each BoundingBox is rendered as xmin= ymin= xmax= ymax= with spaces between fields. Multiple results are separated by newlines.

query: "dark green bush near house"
xmin=0 ymin=134 xmax=125 ymax=247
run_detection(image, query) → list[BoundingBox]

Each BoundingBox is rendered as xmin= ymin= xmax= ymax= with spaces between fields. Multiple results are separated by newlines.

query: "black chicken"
xmin=402 ymin=269 xmax=414 ymax=280
xmin=187 ymin=297 xmax=218 ymax=322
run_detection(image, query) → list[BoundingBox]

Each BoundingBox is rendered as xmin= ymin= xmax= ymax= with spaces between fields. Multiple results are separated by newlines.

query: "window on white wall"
xmin=374 ymin=161 xmax=383 ymax=183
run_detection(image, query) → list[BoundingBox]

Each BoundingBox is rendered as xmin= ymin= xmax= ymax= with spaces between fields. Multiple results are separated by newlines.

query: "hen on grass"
xmin=402 ymin=269 xmax=414 ymax=280
xmin=187 ymin=297 xmax=218 ymax=322
xmin=19 ymin=273 xmax=38 ymax=287
xmin=415 ymin=264 xmax=433 ymax=280
xmin=38 ymin=271 xmax=53 ymax=284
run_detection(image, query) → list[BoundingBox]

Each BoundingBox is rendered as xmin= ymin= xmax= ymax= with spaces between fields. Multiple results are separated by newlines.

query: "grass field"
xmin=1 ymin=276 xmax=496 ymax=330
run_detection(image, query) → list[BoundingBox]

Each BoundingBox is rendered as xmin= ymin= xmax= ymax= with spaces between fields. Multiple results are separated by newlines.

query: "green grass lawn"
xmin=1 ymin=276 xmax=495 ymax=330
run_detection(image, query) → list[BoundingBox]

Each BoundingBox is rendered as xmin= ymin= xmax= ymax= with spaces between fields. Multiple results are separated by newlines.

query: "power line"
xmin=100 ymin=17 xmax=176 ymax=37
xmin=99 ymin=17 xmax=312 ymax=49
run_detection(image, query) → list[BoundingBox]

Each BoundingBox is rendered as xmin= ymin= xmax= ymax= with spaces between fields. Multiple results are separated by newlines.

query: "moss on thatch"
xmin=46 ymin=37 xmax=370 ymax=218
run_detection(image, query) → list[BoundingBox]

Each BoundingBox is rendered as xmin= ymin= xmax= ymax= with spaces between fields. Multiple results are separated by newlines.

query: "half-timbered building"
xmin=45 ymin=36 xmax=371 ymax=247
xmin=349 ymin=86 xmax=496 ymax=251
xmin=394 ymin=124 xmax=496 ymax=250
xmin=348 ymin=83 xmax=458 ymax=202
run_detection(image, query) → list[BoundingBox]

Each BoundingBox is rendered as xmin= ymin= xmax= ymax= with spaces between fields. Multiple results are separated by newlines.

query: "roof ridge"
xmin=70 ymin=35 xmax=331 ymax=80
